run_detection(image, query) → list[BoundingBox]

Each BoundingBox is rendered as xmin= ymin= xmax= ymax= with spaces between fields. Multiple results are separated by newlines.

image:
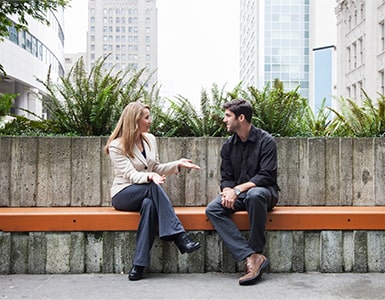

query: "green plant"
xmin=302 ymin=98 xmax=333 ymax=137
xmin=0 ymin=115 xmax=61 ymax=136
xmin=329 ymin=91 xmax=385 ymax=137
xmin=37 ymin=55 xmax=155 ymax=136
xmin=0 ymin=93 xmax=18 ymax=116
xmin=246 ymin=79 xmax=308 ymax=137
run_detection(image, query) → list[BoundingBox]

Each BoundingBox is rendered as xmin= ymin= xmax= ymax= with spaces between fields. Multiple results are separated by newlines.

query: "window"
xmin=381 ymin=21 xmax=385 ymax=51
xmin=9 ymin=26 xmax=18 ymax=43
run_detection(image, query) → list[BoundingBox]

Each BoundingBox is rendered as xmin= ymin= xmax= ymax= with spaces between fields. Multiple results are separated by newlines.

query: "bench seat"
xmin=1 ymin=206 xmax=385 ymax=232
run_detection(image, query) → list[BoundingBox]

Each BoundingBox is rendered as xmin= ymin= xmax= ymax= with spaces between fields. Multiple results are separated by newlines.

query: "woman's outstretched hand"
xmin=178 ymin=158 xmax=201 ymax=170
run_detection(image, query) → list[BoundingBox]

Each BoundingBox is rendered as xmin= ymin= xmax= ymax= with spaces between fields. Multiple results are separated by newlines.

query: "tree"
xmin=0 ymin=0 xmax=70 ymax=74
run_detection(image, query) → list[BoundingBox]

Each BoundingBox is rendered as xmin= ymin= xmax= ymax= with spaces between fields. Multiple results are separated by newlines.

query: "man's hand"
xmin=220 ymin=188 xmax=237 ymax=209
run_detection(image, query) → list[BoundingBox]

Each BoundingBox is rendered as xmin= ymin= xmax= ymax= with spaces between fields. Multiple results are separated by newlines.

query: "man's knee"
xmin=246 ymin=187 xmax=270 ymax=201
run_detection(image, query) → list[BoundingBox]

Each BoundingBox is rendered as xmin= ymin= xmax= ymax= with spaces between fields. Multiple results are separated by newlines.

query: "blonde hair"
xmin=104 ymin=101 xmax=150 ymax=158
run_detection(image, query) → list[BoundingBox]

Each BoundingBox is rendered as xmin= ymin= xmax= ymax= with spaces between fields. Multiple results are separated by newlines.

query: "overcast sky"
xmin=64 ymin=0 xmax=239 ymax=107
xmin=64 ymin=0 xmax=336 ymax=108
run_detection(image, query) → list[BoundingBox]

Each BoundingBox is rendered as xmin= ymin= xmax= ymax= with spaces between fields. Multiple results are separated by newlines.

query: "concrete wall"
xmin=1 ymin=136 xmax=385 ymax=207
xmin=1 ymin=136 xmax=385 ymax=274
xmin=2 ymin=230 xmax=385 ymax=274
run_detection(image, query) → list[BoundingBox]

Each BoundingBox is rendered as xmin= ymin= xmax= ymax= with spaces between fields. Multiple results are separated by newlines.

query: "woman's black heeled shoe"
xmin=174 ymin=233 xmax=201 ymax=254
xmin=128 ymin=265 xmax=144 ymax=281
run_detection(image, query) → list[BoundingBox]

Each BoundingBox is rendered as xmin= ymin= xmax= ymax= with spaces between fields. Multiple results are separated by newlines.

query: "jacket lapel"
xmin=133 ymin=145 xmax=148 ymax=167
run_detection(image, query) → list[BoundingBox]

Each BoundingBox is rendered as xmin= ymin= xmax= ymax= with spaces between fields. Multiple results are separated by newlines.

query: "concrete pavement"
xmin=1 ymin=272 xmax=385 ymax=300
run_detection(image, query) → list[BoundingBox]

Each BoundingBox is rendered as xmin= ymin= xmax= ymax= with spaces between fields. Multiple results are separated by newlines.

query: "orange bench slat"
xmin=1 ymin=206 xmax=385 ymax=232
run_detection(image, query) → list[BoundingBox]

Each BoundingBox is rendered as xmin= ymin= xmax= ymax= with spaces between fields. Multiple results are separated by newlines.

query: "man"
xmin=206 ymin=98 xmax=279 ymax=286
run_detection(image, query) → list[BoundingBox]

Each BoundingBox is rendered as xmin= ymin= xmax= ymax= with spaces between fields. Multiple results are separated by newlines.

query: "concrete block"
xmin=204 ymin=231 xmax=223 ymax=273
xmin=367 ymin=231 xmax=385 ymax=272
xmin=71 ymin=137 xmax=103 ymax=206
xmin=150 ymin=238 xmax=165 ymax=273
xmin=321 ymin=231 xmax=343 ymax=272
xmin=161 ymin=239 xmax=178 ymax=273
xmin=28 ymin=232 xmax=46 ymax=274
xmin=269 ymin=231 xmax=293 ymax=272
xmin=343 ymin=231 xmax=354 ymax=272
xmin=102 ymin=232 xmax=115 ymax=273
xmin=10 ymin=137 xmax=38 ymax=206
xmin=0 ymin=232 xmax=11 ymax=274
xmin=113 ymin=231 xmax=135 ymax=274
xmin=0 ymin=137 xmax=11 ymax=206
xmin=292 ymin=231 xmax=305 ymax=272
xmin=304 ymin=231 xmax=320 ymax=272
xmin=36 ymin=137 xmax=72 ymax=206
xmin=85 ymin=232 xmax=103 ymax=273
xmin=353 ymin=231 xmax=367 ymax=272
xmin=181 ymin=231 xmax=205 ymax=273
xmin=11 ymin=233 xmax=29 ymax=274
xmin=70 ymin=232 xmax=85 ymax=273
xmin=46 ymin=233 xmax=71 ymax=273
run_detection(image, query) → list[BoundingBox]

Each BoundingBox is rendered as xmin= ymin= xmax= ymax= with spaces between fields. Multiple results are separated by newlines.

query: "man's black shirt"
xmin=220 ymin=125 xmax=279 ymax=192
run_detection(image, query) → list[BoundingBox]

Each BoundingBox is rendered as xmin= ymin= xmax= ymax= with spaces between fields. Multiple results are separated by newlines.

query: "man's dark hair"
xmin=223 ymin=99 xmax=253 ymax=123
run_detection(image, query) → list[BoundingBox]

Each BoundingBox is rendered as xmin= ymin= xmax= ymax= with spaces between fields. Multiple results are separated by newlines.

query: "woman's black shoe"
xmin=174 ymin=233 xmax=201 ymax=254
xmin=128 ymin=265 xmax=144 ymax=281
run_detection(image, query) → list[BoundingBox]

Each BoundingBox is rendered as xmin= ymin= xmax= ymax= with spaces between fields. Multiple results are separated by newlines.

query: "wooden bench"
xmin=1 ymin=206 xmax=385 ymax=232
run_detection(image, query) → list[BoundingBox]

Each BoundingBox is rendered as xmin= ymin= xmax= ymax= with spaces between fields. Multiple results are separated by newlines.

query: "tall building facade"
xmin=87 ymin=0 xmax=158 ymax=89
xmin=240 ymin=0 xmax=313 ymax=100
xmin=0 ymin=10 xmax=65 ymax=119
xmin=336 ymin=0 xmax=385 ymax=103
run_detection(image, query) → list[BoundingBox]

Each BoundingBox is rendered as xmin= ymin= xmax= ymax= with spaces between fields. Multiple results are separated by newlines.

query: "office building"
xmin=87 ymin=0 xmax=158 ymax=89
xmin=336 ymin=0 xmax=385 ymax=103
xmin=0 ymin=9 xmax=65 ymax=119
xmin=240 ymin=0 xmax=313 ymax=100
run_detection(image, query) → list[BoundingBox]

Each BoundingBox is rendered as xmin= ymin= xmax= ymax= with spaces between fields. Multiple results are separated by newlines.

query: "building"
xmin=0 ymin=9 xmax=65 ymax=119
xmin=64 ymin=52 xmax=86 ymax=75
xmin=336 ymin=0 xmax=385 ymax=104
xmin=239 ymin=0 xmax=338 ymax=110
xmin=86 ymin=0 xmax=158 ymax=89
xmin=240 ymin=0 xmax=313 ymax=100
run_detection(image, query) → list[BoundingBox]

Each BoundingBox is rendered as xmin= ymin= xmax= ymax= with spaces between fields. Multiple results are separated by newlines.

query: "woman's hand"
xmin=148 ymin=173 xmax=166 ymax=185
xmin=178 ymin=158 xmax=201 ymax=170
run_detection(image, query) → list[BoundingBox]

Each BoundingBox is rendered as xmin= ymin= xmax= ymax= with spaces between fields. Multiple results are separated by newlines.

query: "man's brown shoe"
xmin=239 ymin=253 xmax=269 ymax=286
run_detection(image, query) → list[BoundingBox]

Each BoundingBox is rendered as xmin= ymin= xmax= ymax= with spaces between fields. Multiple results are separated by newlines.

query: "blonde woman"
xmin=105 ymin=101 xmax=201 ymax=281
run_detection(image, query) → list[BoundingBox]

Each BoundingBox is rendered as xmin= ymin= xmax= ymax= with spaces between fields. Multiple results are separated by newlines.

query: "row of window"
xmin=92 ymin=44 xmax=151 ymax=52
xmin=89 ymin=34 xmax=151 ymax=44
xmin=89 ymin=62 xmax=152 ymax=75
xmin=90 ymin=7 xmax=153 ymax=16
xmin=6 ymin=23 xmax=64 ymax=77
xmin=93 ymin=26 xmax=151 ymax=34
xmin=89 ymin=52 xmax=151 ymax=62
xmin=92 ymin=17 xmax=152 ymax=25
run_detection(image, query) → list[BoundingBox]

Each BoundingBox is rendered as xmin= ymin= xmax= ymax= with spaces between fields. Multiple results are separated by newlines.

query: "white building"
xmin=0 ymin=9 xmax=65 ymax=119
xmin=336 ymin=0 xmax=385 ymax=103
xmin=86 ymin=0 xmax=158 ymax=89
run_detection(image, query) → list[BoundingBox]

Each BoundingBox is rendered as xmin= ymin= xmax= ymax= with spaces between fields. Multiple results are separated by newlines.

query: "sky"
xmin=63 ymin=0 xmax=240 ymax=107
xmin=63 ymin=1 xmax=336 ymax=107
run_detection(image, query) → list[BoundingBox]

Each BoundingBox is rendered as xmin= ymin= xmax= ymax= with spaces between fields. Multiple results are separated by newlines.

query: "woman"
xmin=104 ymin=101 xmax=201 ymax=281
